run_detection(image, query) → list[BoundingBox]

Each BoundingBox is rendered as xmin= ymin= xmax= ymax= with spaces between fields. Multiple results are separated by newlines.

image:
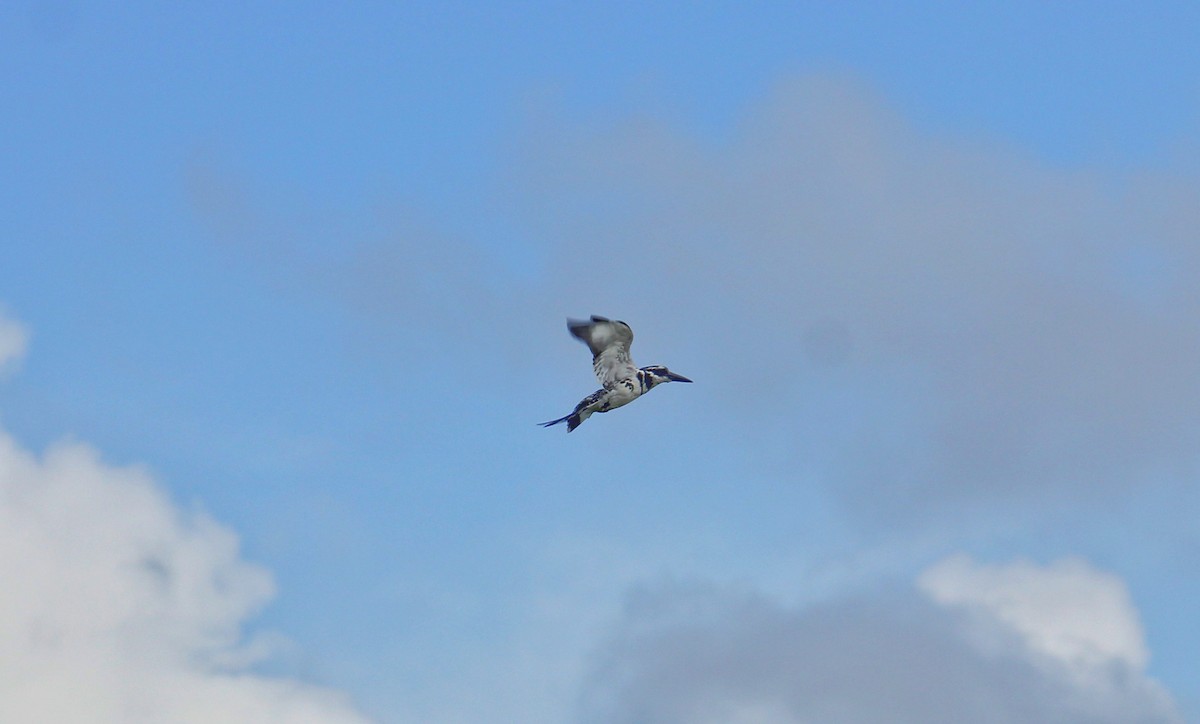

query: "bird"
xmin=540 ymin=315 xmax=692 ymax=432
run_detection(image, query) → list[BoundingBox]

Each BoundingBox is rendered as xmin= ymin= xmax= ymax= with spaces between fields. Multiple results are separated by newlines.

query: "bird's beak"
xmin=668 ymin=372 xmax=693 ymax=383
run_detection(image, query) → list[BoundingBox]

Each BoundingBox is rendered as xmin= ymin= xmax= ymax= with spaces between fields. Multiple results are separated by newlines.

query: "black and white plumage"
xmin=540 ymin=315 xmax=692 ymax=432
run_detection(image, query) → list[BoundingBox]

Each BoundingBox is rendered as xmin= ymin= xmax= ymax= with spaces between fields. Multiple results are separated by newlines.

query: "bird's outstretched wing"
xmin=568 ymin=315 xmax=637 ymax=388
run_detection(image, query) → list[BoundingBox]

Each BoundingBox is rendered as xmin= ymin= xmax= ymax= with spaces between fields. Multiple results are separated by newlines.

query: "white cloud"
xmin=0 ymin=308 xmax=29 ymax=374
xmin=919 ymin=555 xmax=1178 ymax=723
xmin=920 ymin=554 xmax=1148 ymax=672
xmin=0 ymin=317 xmax=371 ymax=723
xmin=579 ymin=556 xmax=1181 ymax=724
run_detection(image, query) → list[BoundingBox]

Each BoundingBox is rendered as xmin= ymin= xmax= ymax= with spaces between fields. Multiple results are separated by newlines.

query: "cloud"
xmin=0 ymin=317 xmax=370 ymax=722
xmin=182 ymin=153 xmax=557 ymax=385
xmin=508 ymin=74 xmax=1200 ymax=518
xmin=919 ymin=554 xmax=1148 ymax=672
xmin=0 ymin=308 xmax=29 ymax=375
xmin=184 ymin=155 xmax=504 ymax=326
xmin=579 ymin=555 xmax=1180 ymax=724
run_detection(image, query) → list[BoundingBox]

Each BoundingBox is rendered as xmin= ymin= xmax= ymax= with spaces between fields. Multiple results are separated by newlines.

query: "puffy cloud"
xmin=579 ymin=556 xmax=1180 ymax=724
xmin=919 ymin=554 xmax=1148 ymax=672
xmin=0 ymin=318 xmax=370 ymax=722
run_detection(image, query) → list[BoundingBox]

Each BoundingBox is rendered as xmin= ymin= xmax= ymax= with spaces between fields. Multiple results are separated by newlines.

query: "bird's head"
xmin=641 ymin=365 xmax=693 ymax=389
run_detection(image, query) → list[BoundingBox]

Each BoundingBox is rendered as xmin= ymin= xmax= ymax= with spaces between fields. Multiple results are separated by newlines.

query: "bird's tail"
xmin=539 ymin=412 xmax=583 ymax=432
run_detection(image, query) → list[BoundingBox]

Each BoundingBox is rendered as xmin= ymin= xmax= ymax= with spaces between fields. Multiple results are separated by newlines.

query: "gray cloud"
xmin=507 ymin=74 xmax=1200 ymax=518
xmin=184 ymin=157 xmax=488 ymax=323
xmin=0 ymin=307 xmax=29 ymax=375
xmin=182 ymin=74 xmax=1200 ymax=523
xmin=579 ymin=556 xmax=1180 ymax=724
xmin=183 ymin=153 xmax=559 ymax=385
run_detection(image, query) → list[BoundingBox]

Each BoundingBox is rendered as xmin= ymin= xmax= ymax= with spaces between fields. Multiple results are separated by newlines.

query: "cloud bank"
xmin=580 ymin=555 xmax=1180 ymax=724
xmin=0 ymin=311 xmax=369 ymax=723
xmin=183 ymin=75 xmax=1200 ymax=525
xmin=510 ymin=74 xmax=1200 ymax=519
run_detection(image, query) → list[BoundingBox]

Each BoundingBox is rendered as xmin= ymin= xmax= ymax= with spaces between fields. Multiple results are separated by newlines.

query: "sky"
xmin=3 ymin=2 xmax=1200 ymax=722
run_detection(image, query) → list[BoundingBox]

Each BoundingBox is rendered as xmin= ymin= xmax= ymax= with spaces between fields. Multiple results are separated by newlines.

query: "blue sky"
xmin=3 ymin=3 xmax=1200 ymax=722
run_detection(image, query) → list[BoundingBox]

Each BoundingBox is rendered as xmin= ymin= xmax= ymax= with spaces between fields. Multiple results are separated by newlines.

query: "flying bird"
xmin=541 ymin=315 xmax=692 ymax=432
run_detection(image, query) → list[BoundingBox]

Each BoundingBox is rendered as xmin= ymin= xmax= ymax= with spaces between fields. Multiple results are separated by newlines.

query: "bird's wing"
xmin=568 ymin=315 xmax=637 ymax=388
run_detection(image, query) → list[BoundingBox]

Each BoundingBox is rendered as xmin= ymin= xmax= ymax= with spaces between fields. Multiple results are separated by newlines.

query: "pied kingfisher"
xmin=540 ymin=315 xmax=692 ymax=432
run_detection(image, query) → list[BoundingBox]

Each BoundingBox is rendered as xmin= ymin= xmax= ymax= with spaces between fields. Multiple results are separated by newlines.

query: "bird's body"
xmin=541 ymin=316 xmax=691 ymax=432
